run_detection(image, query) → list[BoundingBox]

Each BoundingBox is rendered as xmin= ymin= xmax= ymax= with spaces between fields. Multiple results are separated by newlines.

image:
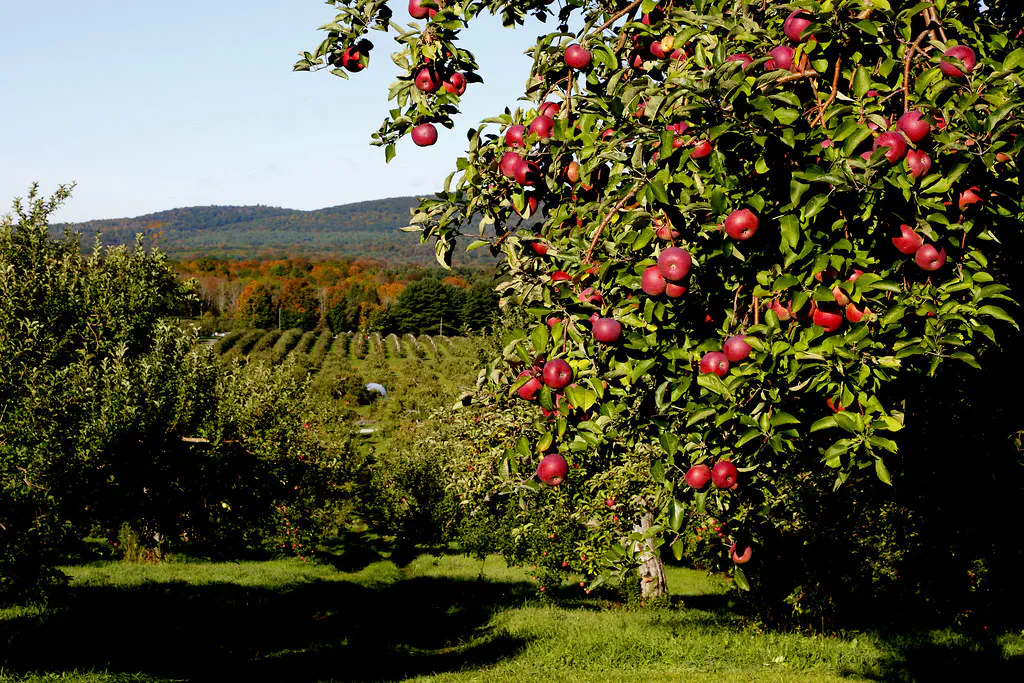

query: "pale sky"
xmin=0 ymin=1 xmax=546 ymax=222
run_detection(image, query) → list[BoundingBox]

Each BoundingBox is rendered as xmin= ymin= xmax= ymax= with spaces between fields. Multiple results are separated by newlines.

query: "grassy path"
xmin=2 ymin=554 xmax=1021 ymax=682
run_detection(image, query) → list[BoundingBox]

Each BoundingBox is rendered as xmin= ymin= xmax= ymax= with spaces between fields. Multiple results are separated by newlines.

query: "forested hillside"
xmin=60 ymin=197 xmax=503 ymax=265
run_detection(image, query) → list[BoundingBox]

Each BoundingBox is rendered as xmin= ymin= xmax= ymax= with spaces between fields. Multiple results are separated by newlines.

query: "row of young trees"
xmin=303 ymin=0 xmax=1024 ymax=624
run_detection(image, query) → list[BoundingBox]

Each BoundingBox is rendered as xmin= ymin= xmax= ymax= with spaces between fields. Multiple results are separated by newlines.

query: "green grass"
xmin=2 ymin=554 xmax=1021 ymax=682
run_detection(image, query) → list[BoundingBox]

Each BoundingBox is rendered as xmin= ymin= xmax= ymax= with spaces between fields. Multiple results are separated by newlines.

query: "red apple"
xmin=505 ymin=125 xmax=525 ymax=148
xmin=724 ymin=209 xmax=758 ymax=240
xmin=873 ymin=131 xmax=908 ymax=164
xmin=649 ymin=40 xmax=666 ymax=59
xmin=770 ymin=298 xmax=792 ymax=321
xmin=665 ymin=282 xmax=687 ymax=298
xmin=539 ymin=101 xmax=561 ymax=118
xmin=723 ymin=335 xmax=752 ymax=362
xmin=784 ymin=10 xmax=813 ymax=42
xmin=537 ymin=454 xmax=568 ymax=486
xmin=551 ymin=270 xmax=571 ymax=282
xmin=592 ymin=318 xmax=622 ymax=343
xmin=542 ymin=359 xmax=573 ymax=389
xmin=832 ymin=285 xmax=850 ymax=307
xmin=641 ymin=266 xmax=667 ymax=296
xmin=515 ymin=160 xmax=540 ymax=186
xmin=699 ymin=351 xmax=730 ymax=378
xmin=892 ymin=224 xmax=924 ymax=254
xmin=517 ymin=371 xmax=542 ymax=401
xmin=730 ymin=543 xmax=753 ymax=564
xmin=906 ymin=149 xmax=932 ymax=180
xmin=898 ymin=110 xmax=931 ymax=143
xmin=654 ymin=219 xmax=680 ymax=240
xmin=564 ymin=44 xmax=592 ymax=70
xmin=813 ymin=304 xmax=843 ymax=333
xmin=408 ymin=0 xmax=438 ymax=19
xmin=579 ymin=287 xmax=603 ymax=305
xmin=726 ymin=53 xmax=753 ymax=70
xmin=529 ymin=114 xmax=555 ymax=139
xmin=711 ymin=460 xmax=738 ymax=488
xmin=515 ymin=194 xmax=539 ymax=218
xmin=940 ymin=45 xmax=977 ymax=78
xmin=564 ymin=161 xmax=580 ymax=184
xmin=340 ymin=47 xmax=366 ymax=73
xmin=768 ymin=45 xmax=795 ymax=71
xmin=915 ymin=244 xmax=947 ymax=271
xmin=685 ymin=465 xmax=712 ymax=489
xmin=657 ymin=247 xmax=692 ymax=282
xmin=958 ymin=187 xmax=983 ymax=210
xmin=531 ymin=241 xmax=548 ymax=256
xmin=499 ymin=151 xmax=523 ymax=178
xmin=845 ymin=303 xmax=867 ymax=323
xmin=411 ymin=123 xmax=438 ymax=147
xmin=415 ymin=67 xmax=440 ymax=92
xmin=443 ymin=72 xmax=467 ymax=94
xmin=691 ymin=140 xmax=713 ymax=159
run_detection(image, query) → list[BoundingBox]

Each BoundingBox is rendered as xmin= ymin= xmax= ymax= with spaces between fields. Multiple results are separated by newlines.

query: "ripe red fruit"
xmin=408 ymin=0 xmax=437 ymax=19
xmin=724 ymin=209 xmax=758 ymax=240
xmin=641 ymin=266 xmax=667 ymax=296
xmin=529 ymin=114 xmax=554 ymax=139
xmin=592 ymin=318 xmax=622 ymax=343
xmin=579 ymin=287 xmax=603 ymax=306
xmin=691 ymin=140 xmax=713 ymax=159
xmin=784 ymin=10 xmax=813 ymax=42
xmin=768 ymin=45 xmax=795 ymax=71
xmin=665 ymin=282 xmax=687 ymax=298
xmin=893 ymin=224 xmax=924 ymax=254
xmin=711 ymin=460 xmax=739 ymax=488
xmin=499 ymin=151 xmax=523 ymax=178
xmin=906 ymin=149 xmax=933 ymax=180
xmin=958 ymin=187 xmax=983 ymax=210
xmin=564 ymin=44 xmax=592 ymax=70
xmin=832 ymin=285 xmax=850 ymax=307
xmin=415 ymin=67 xmax=440 ymax=92
xmin=940 ymin=45 xmax=977 ymax=78
xmin=649 ymin=40 xmax=666 ymax=59
xmin=411 ymin=123 xmax=438 ymax=147
xmin=539 ymin=101 xmax=561 ymax=118
xmin=564 ymin=161 xmax=580 ymax=184
xmin=770 ymin=299 xmax=792 ymax=321
xmin=443 ymin=72 xmax=467 ymax=94
xmin=813 ymin=305 xmax=843 ymax=333
xmin=845 ymin=303 xmax=867 ymax=323
xmin=542 ymin=359 xmax=573 ymax=389
xmin=699 ymin=351 xmax=730 ymax=378
xmin=726 ymin=53 xmax=753 ymax=70
xmin=515 ymin=194 xmax=539 ymax=219
xmin=515 ymin=160 xmax=540 ymax=186
xmin=505 ymin=125 xmax=525 ymax=148
xmin=517 ymin=372 xmax=542 ymax=401
xmin=723 ymin=335 xmax=752 ymax=362
xmin=915 ymin=244 xmax=947 ymax=271
xmin=730 ymin=543 xmax=753 ymax=564
xmin=873 ymin=131 xmax=908 ymax=164
xmin=531 ymin=241 xmax=548 ymax=256
xmin=685 ymin=465 xmax=712 ymax=489
xmin=551 ymin=270 xmax=571 ymax=282
xmin=898 ymin=110 xmax=931 ymax=143
xmin=340 ymin=47 xmax=366 ymax=73
xmin=654 ymin=219 xmax=679 ymax=241
xmin=537 ymin=454 xmax=568 ymax=486
xmin=657 ymin=247 xmax=692 ymax=282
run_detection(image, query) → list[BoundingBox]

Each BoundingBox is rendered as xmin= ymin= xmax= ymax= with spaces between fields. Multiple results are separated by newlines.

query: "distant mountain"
xmin=59 ymin=197 xmax=500 ymax=266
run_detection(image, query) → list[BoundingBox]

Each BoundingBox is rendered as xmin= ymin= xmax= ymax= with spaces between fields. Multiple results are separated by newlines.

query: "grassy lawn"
xmin=1 ymin=554 xmax=1021 ymax=682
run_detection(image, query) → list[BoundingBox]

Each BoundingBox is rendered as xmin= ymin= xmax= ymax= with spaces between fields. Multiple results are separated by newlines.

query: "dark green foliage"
xmin=461 ymin=279 xmax=501 ymax=331
xmin=389 ymin=276 xmax=469 ymax=335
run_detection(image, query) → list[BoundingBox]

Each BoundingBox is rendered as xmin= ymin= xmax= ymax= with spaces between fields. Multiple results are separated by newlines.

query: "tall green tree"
xmin=390 ymin=277 xmax=468 ymax=334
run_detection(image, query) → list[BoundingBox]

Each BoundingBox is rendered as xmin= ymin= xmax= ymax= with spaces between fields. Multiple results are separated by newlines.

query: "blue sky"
xmin=0 ymin=1 xmax=543 ymax=222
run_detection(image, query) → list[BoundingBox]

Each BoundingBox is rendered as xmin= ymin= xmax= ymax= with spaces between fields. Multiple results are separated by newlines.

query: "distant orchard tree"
xmin=235 ymin=281 xmax=276 ymax=329
xmin=462 ymin=280 xmax=500 ymax=331
xmin=390 ymin=277 xmax=468 ymax=335
xmin=279 ymin=277 xmax=320 ymax=330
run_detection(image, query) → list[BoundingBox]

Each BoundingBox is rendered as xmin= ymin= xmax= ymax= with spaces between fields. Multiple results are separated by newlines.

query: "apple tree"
xmin=301 ymin=0 xmax=1022 ymax=606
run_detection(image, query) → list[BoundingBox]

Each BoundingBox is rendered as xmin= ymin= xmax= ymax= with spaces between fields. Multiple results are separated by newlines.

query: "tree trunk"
xmin=634 ymin=511 xmax=668 ymax=600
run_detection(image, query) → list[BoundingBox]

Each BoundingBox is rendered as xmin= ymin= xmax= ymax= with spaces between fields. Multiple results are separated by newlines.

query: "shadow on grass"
xmin=0 ymin=571 xmax=534 ymax=682
xmin=853 ymin=629 xmax=1024 ymax=682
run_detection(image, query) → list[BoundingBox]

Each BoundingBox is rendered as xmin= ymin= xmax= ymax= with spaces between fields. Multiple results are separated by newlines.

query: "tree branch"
xmin=584 ymin=184 xmax=640 ymax=263
xmin=592 ymin=0 xmax=644 ymax=36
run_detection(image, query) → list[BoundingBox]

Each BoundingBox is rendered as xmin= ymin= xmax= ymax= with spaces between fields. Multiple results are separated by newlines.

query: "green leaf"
xmin=770 ymin=412 xmax=800 ymax=427
xmin=735 ymin=429 xmax=761 ymax=448
xmin=531 ymin=324 xmax=549 ymax=355
xmin=810 ymin=416 xmax=837 ymax=432
xmin=977 ymin=305 xmax=1019 ymax=329
xmin=669 ymin=498 xmax=685 ymax=531
xmin=651 ymin=459 xmax=666 ymax=484
xmin=733 ymin=565 xmax=751 ymax=591
xmin=875 ymin=458 xmax=892 ymax=485
xmin=660 ymin=432 xmax=680 ymax=456
xmin=1004 ymin=48 xmax=1024 ymax=71
xmin=671 ymin=538 xmax=684 ymax=561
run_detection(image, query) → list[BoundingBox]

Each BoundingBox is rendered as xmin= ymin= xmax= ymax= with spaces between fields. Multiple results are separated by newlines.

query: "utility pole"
xmin=278 ymin=306 xmax=282 ymax=331
xmin=440 ymin=314 xmax=443 ymax=337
